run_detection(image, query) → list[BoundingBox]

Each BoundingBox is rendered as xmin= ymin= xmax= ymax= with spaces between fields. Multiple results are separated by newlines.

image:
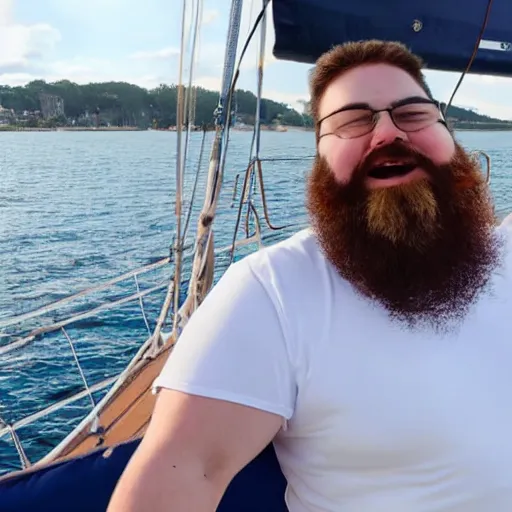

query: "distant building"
xmin=39 ymin=93 xmax=65 ymax=119
xmin=0 ymin=105 xmax=14 ymax=125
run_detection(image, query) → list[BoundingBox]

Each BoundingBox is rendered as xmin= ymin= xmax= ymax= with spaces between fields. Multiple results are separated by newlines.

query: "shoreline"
xmin=2 ymin=125 xmax=512 ymax=133
xmin=0 ymin=126 xmax=145 ymax=132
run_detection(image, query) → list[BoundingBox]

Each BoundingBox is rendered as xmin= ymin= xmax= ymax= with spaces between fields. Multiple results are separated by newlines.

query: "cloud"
xmin=0 ymin=0 xmax=304 ymax=110
xmin=452 ymin=94 xmax=512 ymax=121
xmin=194 ymin=75 xmax=223 ymax=91
xmin=261 ymin=88 xmax=310 ymax=112
xmin=166 ymin=2 xmax=284 ymax=106
xmin=201 ymin=8 xmax=219 ymax=26
xmin=181 ymin=1 xmax=277 ymax=83
xmin=0 ymin=0 xmax=61 ymax=84
xmin=235 ymin=1 xmax=277 ymax=70
xmin=0 ymin=72 xmax=35 ymax=86
xmin=130 ymin=47 xmax=180 ymax=61
xmin=0 ymin=60 xmax=29 ymax=74
xmin=33 ymin=56 xmax=167 ymax=89
xmin=0 ymin=23 xmax=61 ymax=69
xmin=4 ymin=0 xmax=512 ymax=121
xmin=424 ymin=68 xmax=512 ymax=120
xmin=451 ymin=75 xmax=512 ymax=120
xmin=0 ymin=0 xmax=13 ymax=26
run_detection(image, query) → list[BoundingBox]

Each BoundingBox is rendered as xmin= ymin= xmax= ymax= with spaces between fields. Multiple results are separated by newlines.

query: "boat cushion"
xmin=272 ymin=0 xmax=512 ymax=77
xmin=0 ymin=440 xmax=288 ymax=512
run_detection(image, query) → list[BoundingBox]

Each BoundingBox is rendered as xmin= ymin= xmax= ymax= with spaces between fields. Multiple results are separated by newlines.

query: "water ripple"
xmin=0 ymin=129 xmax=511 ymax=473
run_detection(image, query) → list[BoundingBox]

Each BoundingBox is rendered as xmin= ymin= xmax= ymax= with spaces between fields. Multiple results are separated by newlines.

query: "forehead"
xmin=318 ymin=63 xmax=429 ymax=118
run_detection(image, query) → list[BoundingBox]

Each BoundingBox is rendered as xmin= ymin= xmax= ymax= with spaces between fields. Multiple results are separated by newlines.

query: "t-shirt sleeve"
xmin=152 ymin=257 xmax=297 ymax=420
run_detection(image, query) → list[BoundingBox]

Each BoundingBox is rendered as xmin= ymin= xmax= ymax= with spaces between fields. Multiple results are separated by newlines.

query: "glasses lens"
xmin=392 ymin=102 xmax=439 ymax=132
xmin=331 ymin=109 xmax=375 ymax=139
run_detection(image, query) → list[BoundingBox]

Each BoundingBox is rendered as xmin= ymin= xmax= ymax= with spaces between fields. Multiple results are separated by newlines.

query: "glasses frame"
xmin=317 ymin=97 xmax=448 ymax=140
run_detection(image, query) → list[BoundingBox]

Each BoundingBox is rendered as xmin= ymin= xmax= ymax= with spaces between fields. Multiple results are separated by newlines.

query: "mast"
xmin=172 ymin=0 xmax=244 ymax=335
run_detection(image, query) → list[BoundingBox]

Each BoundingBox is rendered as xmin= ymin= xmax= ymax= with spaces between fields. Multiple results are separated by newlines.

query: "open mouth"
xmin=367 ymin=163 xmax=416 ymax=180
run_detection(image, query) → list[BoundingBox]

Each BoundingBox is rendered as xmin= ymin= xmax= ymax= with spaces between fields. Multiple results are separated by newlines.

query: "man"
xmin=108 ymin=40 xmax=512 ymax=511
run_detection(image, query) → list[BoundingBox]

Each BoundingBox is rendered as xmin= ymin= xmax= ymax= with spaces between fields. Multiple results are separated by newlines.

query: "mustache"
xmin=355 ymin=139 xmax=439 ymax=179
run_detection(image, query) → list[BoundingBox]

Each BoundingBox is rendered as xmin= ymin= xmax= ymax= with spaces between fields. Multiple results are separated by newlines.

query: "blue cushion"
xmin=0 ymin=440 xmax=288 ymax=511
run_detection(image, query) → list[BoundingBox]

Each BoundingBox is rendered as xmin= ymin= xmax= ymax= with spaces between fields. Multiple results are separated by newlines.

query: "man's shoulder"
xmin=499 ymin=213 xmax=512 ymax=244
xmin=244 ymin=227 xmax=324 ymax=270
xmin=499 ymin=212 xmax=512 ymax=230
xmin=496 ymin=216 xmax=512 ymax=252
xmin=233 ymin=228 xmax=335 ymax=301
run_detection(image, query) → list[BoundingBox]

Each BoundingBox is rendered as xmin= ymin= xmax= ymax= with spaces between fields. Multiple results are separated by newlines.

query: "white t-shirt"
xmin=153 ymin=224 xmax=512 ymax=512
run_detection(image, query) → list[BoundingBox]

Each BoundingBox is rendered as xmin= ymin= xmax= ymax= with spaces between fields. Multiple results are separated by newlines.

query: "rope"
xmin=172 ymin=0 xmax=209 ymax=329
xmin=1 ymin=281 xmax=168 ymax=356
xmin=181 ymin=0 xmax=204 ymax=212
xmin=182 ymin=126 xmax=208 ymax=241
xmin=228 ymin=157 xmax=294 ymax=263
xmin=172 ymin=0 xmax=188 ymax=328
xmin=61 ymin=327 xmax=97 ymax=413
xmin=10 ymin=427 xmax=30 ymax=469
xmin=0 ymin=257 xmax=170 ymax=330
xmin=217 ymin=0 xmax=244 ymax=122
xmin=134 ymin=274 xmax=152 ymax=337
xmin=0 ymin=377 xmax=118 ymax=440
xmin=151 ymin=282 xmax=175 ymax=348
xmin=243 ymin=1 xmax=269 ymax=238
xmin=443 ymin=0 xmax=494 ymax=115
xmin=259 ymin=156 xmax=315 ymax=162
xmin=210 ymin=0 xmax=268 ymax=208
xmin=252 ymin=0 xmax=269 ymax=161
xmin=0 ymin=416 xmax=31 ymax=469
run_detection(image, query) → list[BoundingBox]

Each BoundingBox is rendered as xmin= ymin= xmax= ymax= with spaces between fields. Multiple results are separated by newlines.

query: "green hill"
xmin=0 ymin=79 xmax=510 ymax=130
xmin=0 ymin=81 xmax=306 ymax=129
xmin=440 ymin=102 xmax=512 ymax=130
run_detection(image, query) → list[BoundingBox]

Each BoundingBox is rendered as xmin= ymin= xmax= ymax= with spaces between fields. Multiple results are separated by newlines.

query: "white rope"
xmin=0 ymin=376 xmax=118 ymax=440
xmin=134 ymin=274 xmax=152 ymax=337
xmin=172 ymin=0 xmax=189 ymax=330
xmin=182 ymin=129 xmax=208 ymax=242
xmin=0 ymin=257 xmax=169 ymax=330
xmin=61 ymin=327 xmax=96 ymax=412
xmin=0 ymin=416 xmax=31 ymax=469
xmin=0 ymin=281 xmax=168 ymax=356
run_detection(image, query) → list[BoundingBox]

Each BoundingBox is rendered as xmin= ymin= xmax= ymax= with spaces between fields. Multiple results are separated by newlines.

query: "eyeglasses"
xmin=317 ymin=98 xmax=447 ymax=140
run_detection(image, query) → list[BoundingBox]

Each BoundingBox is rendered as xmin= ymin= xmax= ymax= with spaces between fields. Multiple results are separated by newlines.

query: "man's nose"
xmin=369 ymin=111 xmax=409 ymax=149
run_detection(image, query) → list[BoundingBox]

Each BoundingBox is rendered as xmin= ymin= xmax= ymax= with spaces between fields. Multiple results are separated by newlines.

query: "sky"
xmin=3 ymin=0 xmax=512 ymax=120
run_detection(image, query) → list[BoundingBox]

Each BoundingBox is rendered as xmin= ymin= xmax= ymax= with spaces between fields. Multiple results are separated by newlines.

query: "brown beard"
xmin=307 ymin=140 xmax=502 ymax=329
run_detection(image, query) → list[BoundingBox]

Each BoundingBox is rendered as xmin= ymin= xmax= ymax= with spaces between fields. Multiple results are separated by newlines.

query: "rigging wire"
xmin=208 ymin=0 xmax=270 ymax=210
xmin=219 ymin=0 xmax=494 ymax=124
xmin=172 ymin=0 xmax=189 ymax=328
xmin=226 ymin=0 xmax=270 ymax=120
xmin=177 ymin=0 xmax=497 ymax=266
xmin=182 ymin=127 xmax=208 ymax=241
xmin=443 ymin=0 xmax=494 ymax=115
xmin=182 ymin=0 xmax=203 ymax=181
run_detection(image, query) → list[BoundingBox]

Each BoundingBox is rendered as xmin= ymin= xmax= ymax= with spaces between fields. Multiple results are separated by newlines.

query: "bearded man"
xmin=108 ymin=41 xmax=512 ymax=512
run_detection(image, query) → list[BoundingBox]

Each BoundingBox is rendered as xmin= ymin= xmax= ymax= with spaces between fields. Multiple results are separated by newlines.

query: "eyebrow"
xmin=318 ymin=96 xmax=433 ymax=125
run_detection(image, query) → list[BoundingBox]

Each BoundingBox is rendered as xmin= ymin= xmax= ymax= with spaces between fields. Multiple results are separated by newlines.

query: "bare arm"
xmin=107 ymin=388 xmax=283 ymax=512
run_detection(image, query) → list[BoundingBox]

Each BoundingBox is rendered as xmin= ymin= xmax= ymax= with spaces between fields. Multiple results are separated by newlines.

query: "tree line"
xmin=0 ymin=80 xmax=311 ymax=129
xmin=0 ymin=79 xmax=507 ymax=129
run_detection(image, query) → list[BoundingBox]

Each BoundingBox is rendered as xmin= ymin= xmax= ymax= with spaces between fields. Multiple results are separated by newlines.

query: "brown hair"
xmin=309 ymin=40 xmax=433 ymax=129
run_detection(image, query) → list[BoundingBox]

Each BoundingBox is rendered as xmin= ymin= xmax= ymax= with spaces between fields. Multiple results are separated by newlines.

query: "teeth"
xmin=378 ymin=161 xmax=406 ymax=167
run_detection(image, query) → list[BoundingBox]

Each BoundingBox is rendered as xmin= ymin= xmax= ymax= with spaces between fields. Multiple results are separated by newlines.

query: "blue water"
xmin=1 ymin=130 xmax=512 ymax=474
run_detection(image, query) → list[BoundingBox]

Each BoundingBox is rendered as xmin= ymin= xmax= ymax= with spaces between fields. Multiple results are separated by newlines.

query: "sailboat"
xmin=1 ymin=0 xmax=512 ymax=510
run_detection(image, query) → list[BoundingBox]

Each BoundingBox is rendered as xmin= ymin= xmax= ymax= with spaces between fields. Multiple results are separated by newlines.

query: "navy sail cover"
xmin=272 ymin=0 xmax=512 ymax=77
xmin=0 ymin=440 xmax=288 ymax=512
